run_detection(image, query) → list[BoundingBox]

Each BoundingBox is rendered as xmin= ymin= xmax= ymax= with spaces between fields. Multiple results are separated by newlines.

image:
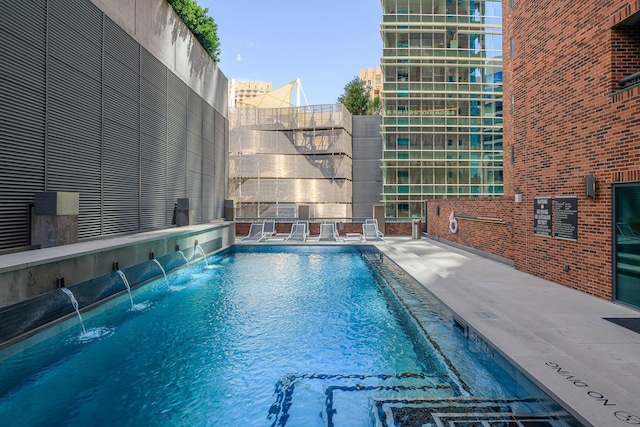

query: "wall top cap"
xmin=34 ymin=192 xmax=79 ymax=216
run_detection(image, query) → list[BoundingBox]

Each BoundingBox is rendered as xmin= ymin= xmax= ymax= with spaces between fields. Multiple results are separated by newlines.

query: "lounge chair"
xmin=363 ymin=223 xmax=385 ymax=242
xmin=242 ymin=223 xmax=264 ymax=241
xmin=285 ymin=223 xmax=307 ymax=242
xmin=318 ymin=223 xmax=339 ymax=241
xmin=262 ymin=220 xmax=276 ymax=238
xmin=296 ymin=220 xmax=310 ymax=238
xmin=365 ymin=219 xmax=385 ymax=239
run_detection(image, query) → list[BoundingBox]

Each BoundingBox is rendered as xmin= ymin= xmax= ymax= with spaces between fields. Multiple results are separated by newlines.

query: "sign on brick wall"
xmin=553 ymin=196 xmax=578 ymax=241
xmin=534 ymin=197 xmax=552 ymax=236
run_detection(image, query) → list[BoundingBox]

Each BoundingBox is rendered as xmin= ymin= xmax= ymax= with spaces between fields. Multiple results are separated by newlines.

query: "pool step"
xmin=372 ymin=396 xmax=569 ymax=427
xmin=268 ymin=372 xmax=459 ymax=426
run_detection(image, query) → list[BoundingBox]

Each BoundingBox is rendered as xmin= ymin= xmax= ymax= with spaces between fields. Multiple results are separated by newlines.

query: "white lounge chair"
xmin=242 ymin=223 xmax=264 ymax=241
xmin=285 ymin=223 xmax=307 ymax=242
xmin=318 ymin=223 xmax=339 ymax=241
xmin=262 ymin=220 xmax=276 ymax=238
xmin=296 ymin=220 xmax=310 ymax=238
xmin=365 ymin=219 xmax=385 ymax=239
xmin=363 ymin=223 xmax=384 ymax=241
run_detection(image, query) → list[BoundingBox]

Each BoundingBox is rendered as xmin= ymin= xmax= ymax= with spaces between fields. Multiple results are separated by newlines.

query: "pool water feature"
xmin=0 ymin=246 xmax=578 ymax=426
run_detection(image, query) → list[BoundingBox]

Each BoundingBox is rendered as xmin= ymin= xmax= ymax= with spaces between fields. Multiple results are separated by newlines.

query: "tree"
xmin=167 ymin=0 xmax=221 ymax=63
xmin=337 ymin=77 xmax=371 ymax=115
xmin=369 ymin=96 xmax=381 ymax=115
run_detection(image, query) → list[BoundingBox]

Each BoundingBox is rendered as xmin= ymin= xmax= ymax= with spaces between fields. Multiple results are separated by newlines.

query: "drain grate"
xmin=373 ymin=397 xmax=565 ymax=427
xmin=474 ymin=311 xmax=500 ymax=319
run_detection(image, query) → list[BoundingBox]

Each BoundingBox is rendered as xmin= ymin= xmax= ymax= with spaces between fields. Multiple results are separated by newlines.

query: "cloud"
xmin=236 ymin=53 xmax=242 ymax=62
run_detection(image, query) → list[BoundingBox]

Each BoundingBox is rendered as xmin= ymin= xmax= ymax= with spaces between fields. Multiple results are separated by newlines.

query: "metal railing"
xmin=619 ymin=71 xmax=640 ymax=90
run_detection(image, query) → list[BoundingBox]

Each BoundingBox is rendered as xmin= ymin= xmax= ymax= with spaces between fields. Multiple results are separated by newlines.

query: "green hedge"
xmin=167 ymin=0 xmax=221 ymax=62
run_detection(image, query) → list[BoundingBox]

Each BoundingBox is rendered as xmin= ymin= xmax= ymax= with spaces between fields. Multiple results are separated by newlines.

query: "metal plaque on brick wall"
xmin=534 ymin=197 xmax=552 ymax=236
xmin=553 ymin=196 xmax=578 ymax=241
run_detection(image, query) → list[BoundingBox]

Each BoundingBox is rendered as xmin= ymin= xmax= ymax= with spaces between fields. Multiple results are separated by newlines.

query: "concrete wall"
xmin=0 ymin=223 xmax=235 ymax=308
xmin=90 ymin=0 xmax=228 ymax=115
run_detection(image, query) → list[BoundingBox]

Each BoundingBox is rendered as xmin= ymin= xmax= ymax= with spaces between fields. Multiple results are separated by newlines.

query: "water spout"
xmin=60 ymin=287 xmax=86 ymax=334
xmin=178 ymin=250 xmax=190 ymax=269
xmin=117 ymin=270 xmax=134 ymax=309
xmin=194 ymin=244 xmax=208 ymax=267
xmin=152 ymin=259 xmax=168 ymax=283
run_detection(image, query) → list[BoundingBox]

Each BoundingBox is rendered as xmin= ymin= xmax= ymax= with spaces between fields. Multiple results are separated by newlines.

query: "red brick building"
xmin=427 ymin=1 xmax=640 ymax=309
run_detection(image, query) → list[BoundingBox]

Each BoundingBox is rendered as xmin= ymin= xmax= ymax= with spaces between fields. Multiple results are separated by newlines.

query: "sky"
xmin=202 ymin=0 xmax=383 ymax=106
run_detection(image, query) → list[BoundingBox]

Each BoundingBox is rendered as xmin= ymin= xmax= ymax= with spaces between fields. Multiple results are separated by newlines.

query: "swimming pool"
xmin=0 ymin=246 xmax=578 ymax=426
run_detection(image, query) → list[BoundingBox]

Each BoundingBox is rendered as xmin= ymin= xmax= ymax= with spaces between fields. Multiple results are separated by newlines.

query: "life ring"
xmin=448 ymin=210 xmax=458 ymax=234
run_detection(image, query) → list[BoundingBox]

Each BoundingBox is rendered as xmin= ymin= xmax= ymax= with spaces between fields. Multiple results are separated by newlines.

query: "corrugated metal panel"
xmin=102 ymin=17 xmax=140 ymax=234
xmin=230 ymin=154 xmax=352 ymax=180
xmin=231 ymin=179 xmax=352 ymax=204
xmin=0 ymin=0 xmax=228 ymax=248
xmin=103 ymin=114 xmax=140 ymax=233
xmin=201 ymin=102 xmax=215 ymax=220
xmin=352 ymin=116 xmax=383 ymax=219
xmin=104 ymin=17 xmax=138 ymax=72
xmin=214 ymin=111 xmax=227 ymax=218
xmin=167 ymin=71 xmax=187 ymax=218
xmin=48 ymin=1 xmax=102 ymax=81
xmin=0 ymin=0 xmax=47 ymax=249
xmin=187 ymin=88 xmax=203 ymax=221
xmin=140 ymin=49 xmax=168 ymax=228
xmin=141 ymin=133 xmax=167 ymax=228
xmin=47 ymin=1 xmax=103 ymax=239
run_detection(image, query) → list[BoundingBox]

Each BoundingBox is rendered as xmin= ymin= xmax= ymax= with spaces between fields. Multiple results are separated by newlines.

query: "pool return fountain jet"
xmin=116 ymin=270 xmax=134 ymax=309
xmin=149 ymin=252 xmax=168 ymax=283
xmin=176 ymin=245 xmax=191 ymax=269
xmin=194 ymin=240 xmax=208 ymax=267
xmin=59 ymin=282 xmax=87 ymax=334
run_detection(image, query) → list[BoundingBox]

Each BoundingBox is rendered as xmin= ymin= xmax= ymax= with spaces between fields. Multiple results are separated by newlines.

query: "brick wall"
xmin=425 ymin=2 xmax=640 ymax=301
xmin=501 ymin=1 xmax=640 ymax=299
xmin=426 ymin=198 xmax=514 ymax=260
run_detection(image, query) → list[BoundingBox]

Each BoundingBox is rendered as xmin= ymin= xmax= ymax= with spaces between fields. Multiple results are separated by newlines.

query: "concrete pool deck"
xmin=376 ymin=236 xmax=640 ymax=427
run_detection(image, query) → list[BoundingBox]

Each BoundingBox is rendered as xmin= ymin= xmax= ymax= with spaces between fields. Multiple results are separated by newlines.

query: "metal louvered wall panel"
xmin=202 ymin=102 xmax=216 ymax=220
xmin=47 ymin=0 xmax=103 ymax=239
xmin=167 ymin=71 xmax=188 ymax=220
xmin=140 ymin=48 xmax=168 ymax=228
xmin=103 ymin=17 xmax=140 ymax=234
xmin=214 ymin=111 xmax=227 ymax=218
xmin=0 ymin=0 xmax=47 ymax=249
xmin=187 ymin=88 xmax=203 ymax=222
xmin=0 ymin=0 xmax=229 ymax=249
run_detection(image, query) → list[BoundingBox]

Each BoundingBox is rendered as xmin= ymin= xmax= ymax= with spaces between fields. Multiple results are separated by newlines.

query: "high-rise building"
xmin=229 ymin=79 xmax=272 ymax=108
xmin=359 ymin=67 xmax=383 ymax=100
xmin=380 ymin=0 xmax=503 ymax=218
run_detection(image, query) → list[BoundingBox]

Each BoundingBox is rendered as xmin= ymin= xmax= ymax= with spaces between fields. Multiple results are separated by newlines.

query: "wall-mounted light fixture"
xmin=514 ymin=193 xmax=522 ymax=203
xmin=585 ymin=174 xmax=596 ymax=199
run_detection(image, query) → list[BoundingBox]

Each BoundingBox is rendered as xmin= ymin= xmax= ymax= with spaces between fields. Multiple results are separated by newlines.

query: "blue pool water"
xmin=0 ymin=246 xmax=574 ymax=426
